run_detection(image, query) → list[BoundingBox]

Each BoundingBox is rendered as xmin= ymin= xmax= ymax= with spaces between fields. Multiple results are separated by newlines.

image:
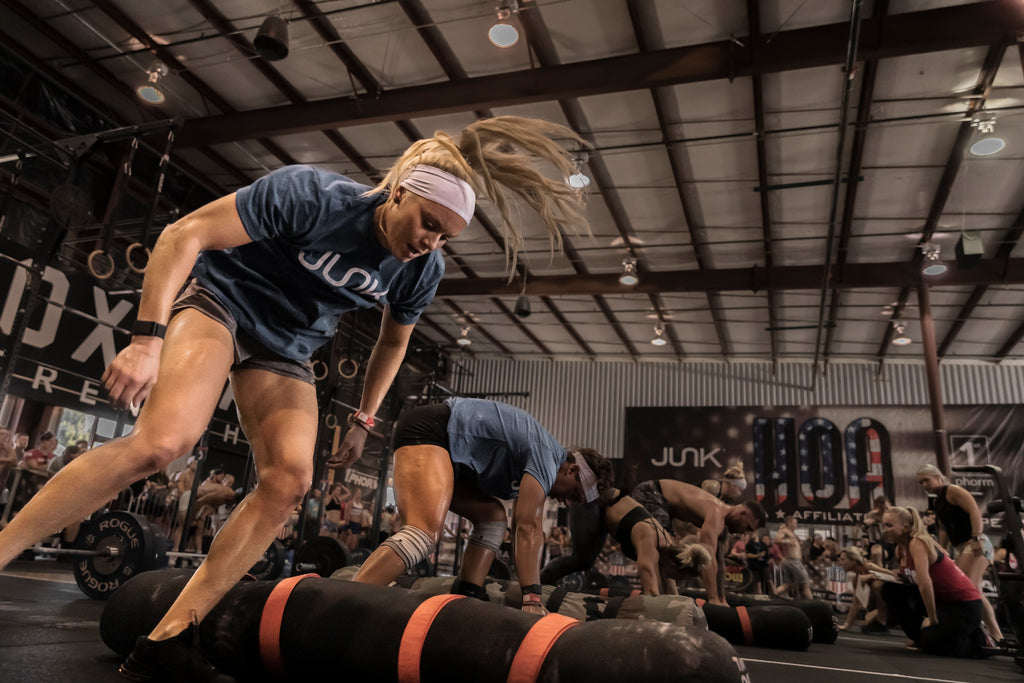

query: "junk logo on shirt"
xmin=299 ymin=251 xmax=389 ymax=302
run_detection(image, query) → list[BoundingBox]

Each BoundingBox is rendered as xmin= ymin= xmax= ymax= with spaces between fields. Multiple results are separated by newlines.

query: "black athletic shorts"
xmin=393 ymin=402 xmax=451 ymax=451
xmin=171 ymin=279 xmax=314 ymax=385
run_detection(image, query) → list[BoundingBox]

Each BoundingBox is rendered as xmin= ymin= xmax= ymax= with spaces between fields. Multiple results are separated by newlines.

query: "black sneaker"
xmin=119 ymin=623 xmax=233 ymax=683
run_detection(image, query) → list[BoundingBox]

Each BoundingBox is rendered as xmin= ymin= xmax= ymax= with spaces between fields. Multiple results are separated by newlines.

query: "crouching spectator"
xmin=880 ymin=506 xmax=987 ymax=657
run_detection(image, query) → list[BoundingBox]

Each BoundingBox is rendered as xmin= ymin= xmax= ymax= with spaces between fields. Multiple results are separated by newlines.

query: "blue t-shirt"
xmin=444 ymin=397 xmax=568 ymax=499
xmin=192 ymin=165 xmax=445 ymax=361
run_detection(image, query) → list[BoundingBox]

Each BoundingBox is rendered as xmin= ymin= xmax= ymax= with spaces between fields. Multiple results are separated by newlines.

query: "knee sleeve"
xmin=468 ymin=520 xmax=506 ymax=554
xmin=381 ymin=525 xmax=434 ymax=570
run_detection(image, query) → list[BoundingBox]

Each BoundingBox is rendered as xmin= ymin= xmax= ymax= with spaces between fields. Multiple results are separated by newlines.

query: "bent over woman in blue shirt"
xmin=355 ymin=398 xmax=615 ymax=615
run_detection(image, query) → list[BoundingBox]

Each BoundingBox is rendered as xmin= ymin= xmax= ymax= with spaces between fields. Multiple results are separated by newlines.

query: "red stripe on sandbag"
xmin=736 ymin=605 xmax=754 ymax=645
xmin=507 ymin=614 xmax=579 ymax=683
xmin=398 ymin=594 xmax=464 ymax=683
xmin=258 ymin=574 xmax=317 ymax=678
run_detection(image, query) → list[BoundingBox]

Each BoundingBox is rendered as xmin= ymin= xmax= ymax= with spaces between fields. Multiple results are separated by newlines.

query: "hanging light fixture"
xmin=567 ymin=152 xmax=591 ymax=189
xmin=456 ymin=327 xmax=472 ymax=346
xmin=619 ymin=257 xmax=638 ymax=286
xmin=136 ymin=63 xmax=168 ymax=104
xmin=921 ymin=242 xmax=947 ymax=276
xmin=254 ymin=15 xmax=290 ymax=61
xmin=488 ymin=0 xmax=520 ymax=48
xmin=651 ymin=325 xmax=667 ymax=346
xmin=891 ymin=320 xmax=912 ymax=346
xmin=969 ymin=113 xmax=1004 ymax=156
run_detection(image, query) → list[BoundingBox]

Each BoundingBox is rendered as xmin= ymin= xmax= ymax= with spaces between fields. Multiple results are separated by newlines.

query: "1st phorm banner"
xmin=623 ymin=405 xmax=1024 ymax=530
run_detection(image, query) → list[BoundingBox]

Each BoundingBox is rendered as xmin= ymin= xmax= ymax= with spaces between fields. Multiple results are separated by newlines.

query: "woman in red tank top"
xmin=879 ymin=506 xmax=986 ymax=657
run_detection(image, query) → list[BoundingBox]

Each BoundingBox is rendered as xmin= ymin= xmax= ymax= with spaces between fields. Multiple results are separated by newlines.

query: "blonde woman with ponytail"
xmin=0 ymin=116 xmax=589 ymax=683
xmin=601 ymin=486 xmax=712 ymax=596
xmin=880 ymin=506 xmax=987 ymax=656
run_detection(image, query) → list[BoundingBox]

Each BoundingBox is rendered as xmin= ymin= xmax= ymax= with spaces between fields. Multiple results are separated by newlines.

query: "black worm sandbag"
xmin=362 ymin=572 xmax=705 ymax=629
xmin=679 ymin=588 xmax=839 ymax=644
xmin=100 ymin=568 xmax=196 ymax=656
xmin=698 ymin=601 xmax=813 ymax=651
xmin=102 ymin=569 xmax=749 ymax=683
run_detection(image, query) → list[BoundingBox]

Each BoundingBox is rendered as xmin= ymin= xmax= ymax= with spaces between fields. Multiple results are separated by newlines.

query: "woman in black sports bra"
xmin=603 ymin=488 xmax=710 ymax=596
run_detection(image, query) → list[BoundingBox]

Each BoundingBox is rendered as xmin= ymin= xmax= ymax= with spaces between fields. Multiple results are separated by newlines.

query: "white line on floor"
xmin=741 ymin=658 xmax=971 ymax=682
xmin=0 ymin=571 xmax=77 ymax=585
xmin=837 ymin=635 xmax=907 ymax=646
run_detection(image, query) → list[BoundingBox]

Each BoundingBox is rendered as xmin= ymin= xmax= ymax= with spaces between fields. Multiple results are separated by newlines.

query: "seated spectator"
xmin=47 ymin=445 xmax=82 ymax=477
xmin=20 ymin=432 xmax=57 ymax=476
xmin=822 ymin=536 xmax=841 ymax=563
xmin=727 ymin=531 xmax=750 ymax=565
xmin=0 ymin=427 xmax=18 ymax=502
xmin=836 ymin=546 xmax=890 ymax=632
xmin=808 ymin=534 xmax=826 ymax=563
xmin=15 ymin=432 xmax=57 ymax=509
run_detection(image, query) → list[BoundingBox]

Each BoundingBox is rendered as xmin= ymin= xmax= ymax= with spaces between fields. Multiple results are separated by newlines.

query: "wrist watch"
xmin=132 ymin=320 xmax=167 ymax=339
xmin=348 ymin=410 xmax=375 ymax=431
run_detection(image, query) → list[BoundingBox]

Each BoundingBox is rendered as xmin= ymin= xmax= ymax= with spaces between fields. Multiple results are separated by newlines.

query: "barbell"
xmin=30 ymin=511 xmax=288 ymax=598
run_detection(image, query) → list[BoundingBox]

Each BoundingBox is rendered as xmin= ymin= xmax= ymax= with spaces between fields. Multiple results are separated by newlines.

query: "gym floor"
xmin=1 ymin=559 xmax=1020 ymax=683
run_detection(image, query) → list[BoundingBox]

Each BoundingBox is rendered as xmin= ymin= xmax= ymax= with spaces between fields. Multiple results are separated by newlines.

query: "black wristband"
xmin=132 ymin=320 xmax=167 ymax=339
xmin=522 ymin=583 xmax=543 ymax=595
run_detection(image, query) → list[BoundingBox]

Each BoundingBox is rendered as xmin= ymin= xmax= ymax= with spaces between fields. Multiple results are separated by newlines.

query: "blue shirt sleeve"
xmin=387 ymin=252 xmax=445 ymax=325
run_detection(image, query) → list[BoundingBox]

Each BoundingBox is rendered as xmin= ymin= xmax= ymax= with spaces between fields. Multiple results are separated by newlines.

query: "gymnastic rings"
xmin=87 ymin=250 xmax=116 ymax=280
xmin=324 ymin=414 xmax=339 ymax=429
xmin=338 ymin=358 xmax=359 ymax=379
xmin=311 ymin=360 xmax=329 ymax=381
xmin=125 ymin=242 xmax=152 ymax=274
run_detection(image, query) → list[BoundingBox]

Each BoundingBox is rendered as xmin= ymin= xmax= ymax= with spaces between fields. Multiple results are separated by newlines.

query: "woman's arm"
xmin=514 ymin=474 xmax=548 ymax=614
xmin=102 ymin=195 xmax=250 ymax=409
xmin=908 ymin=539 xmax=938 ymax=624
xmin=329 ymin=309 xmax=416 ymax=470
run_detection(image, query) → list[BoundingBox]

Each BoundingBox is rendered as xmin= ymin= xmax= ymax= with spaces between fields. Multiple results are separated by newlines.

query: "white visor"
xmin=571 ymin=450 xmax=600 ymax=504
xmin=399 ymin=164 xmax=476 ymax=225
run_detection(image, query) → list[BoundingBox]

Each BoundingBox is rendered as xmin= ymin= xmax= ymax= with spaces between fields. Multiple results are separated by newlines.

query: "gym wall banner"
xmin=623 ymin=405 xmax=1024 ymax=530
xmin=0 ymin=255 xmax=249 ymax=455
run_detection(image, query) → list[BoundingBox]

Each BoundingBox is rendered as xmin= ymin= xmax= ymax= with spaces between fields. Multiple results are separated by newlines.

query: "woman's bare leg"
xmin=449 ymin=480 xmax=506 ymax=587
xmin=0 ymin=310 xmax=233 ymax=568
xmin=354 ymin=445 xmax=453 ymax=585
xmin=958 ymin=551 xmax=1003 ymax=640
xmin=146 ymin=366 xmax=317 ymax=640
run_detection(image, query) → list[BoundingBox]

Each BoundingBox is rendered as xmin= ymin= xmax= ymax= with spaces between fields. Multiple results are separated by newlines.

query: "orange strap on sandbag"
xmin=507 ymin=613 xmax=579 ymax=683
xmin=735 ymin=605 xmax=754 ymax=645
xmin=695 ymin=598 xmax=753 ymax=645
xmin=259 ymin=574 xmax=317 ymax=678
xmin=398 ymin=594 xmax=464 ymax=683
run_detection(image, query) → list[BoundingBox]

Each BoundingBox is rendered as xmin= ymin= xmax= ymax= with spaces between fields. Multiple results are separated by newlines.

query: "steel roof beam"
xmin=173 ymin=2 xmax=1024 ymax=147
xmin=436 ymin=258 xmax=1024 ymax=297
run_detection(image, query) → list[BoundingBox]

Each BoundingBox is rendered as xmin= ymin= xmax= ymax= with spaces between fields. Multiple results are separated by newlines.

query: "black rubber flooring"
xmin=1 ymin=558 xmax=1021 ymax=682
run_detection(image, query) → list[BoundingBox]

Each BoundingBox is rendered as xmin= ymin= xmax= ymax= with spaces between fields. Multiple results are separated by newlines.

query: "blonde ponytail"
xmin=670 ymin=541 xmax=712 ymax=575
xmin=365 ymin=116 xmax=591 ymax=273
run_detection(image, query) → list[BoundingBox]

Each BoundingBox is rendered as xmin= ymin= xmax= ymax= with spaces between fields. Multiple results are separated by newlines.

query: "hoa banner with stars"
xmin=623 ymin=405 xmax=1024 ymax=528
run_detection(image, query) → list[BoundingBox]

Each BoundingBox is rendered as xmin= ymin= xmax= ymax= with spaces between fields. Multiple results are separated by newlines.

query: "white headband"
xmin=399 ymin=164 xmax=476 ymax=225
xmin=728 ymin=477 xmax=748 ymax=492
xmin=570 ymin=450 xmax=600 ymax=504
